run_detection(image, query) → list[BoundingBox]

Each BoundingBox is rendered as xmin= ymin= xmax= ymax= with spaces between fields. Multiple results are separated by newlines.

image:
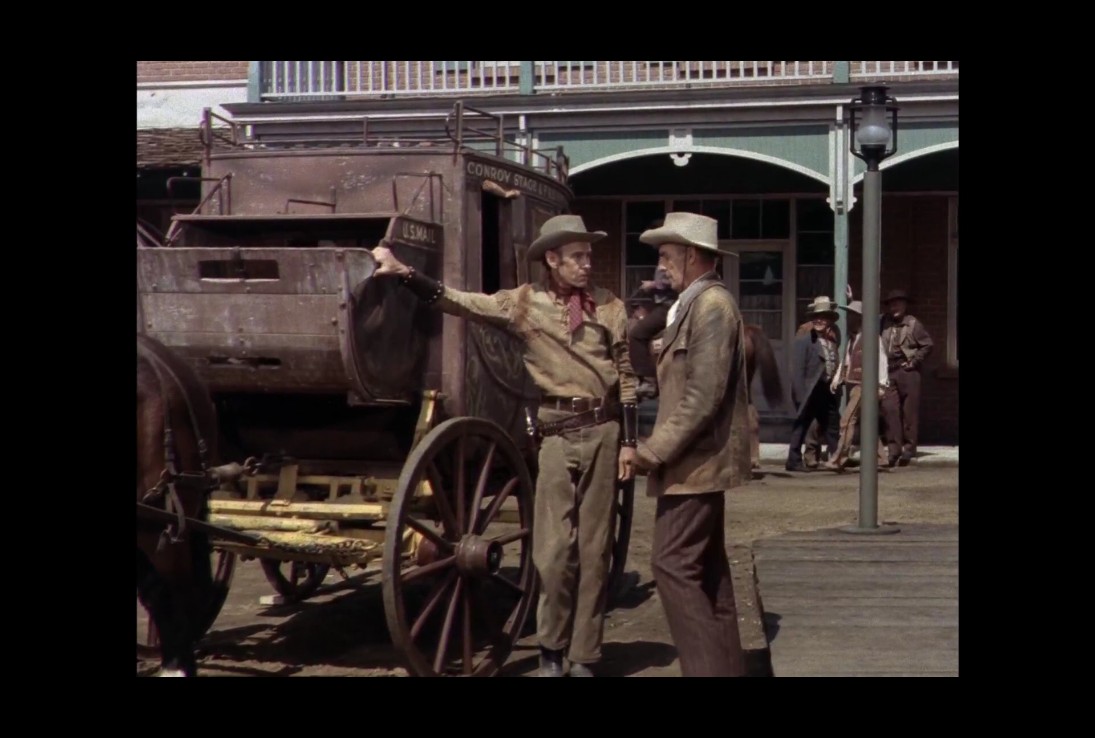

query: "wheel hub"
xmin=454 ymin=535 xmax=502 ymax=577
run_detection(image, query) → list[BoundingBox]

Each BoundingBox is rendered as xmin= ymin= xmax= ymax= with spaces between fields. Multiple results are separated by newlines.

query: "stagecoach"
xmin=136 ymin=102 xmax=635 ymax=676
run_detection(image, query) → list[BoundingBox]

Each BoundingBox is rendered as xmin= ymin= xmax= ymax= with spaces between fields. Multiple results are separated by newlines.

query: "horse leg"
xmin=137 ymin=547 xmax=197 ymax=677
xmin=748 ymin=403 xmax=760 ymax=469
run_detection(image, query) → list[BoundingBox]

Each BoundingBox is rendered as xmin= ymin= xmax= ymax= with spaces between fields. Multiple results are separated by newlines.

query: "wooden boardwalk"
xmin=752 ymin=523 xmax=958 ymax=677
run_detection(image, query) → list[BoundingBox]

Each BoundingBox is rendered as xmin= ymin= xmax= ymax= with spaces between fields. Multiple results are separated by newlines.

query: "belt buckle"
xmin=593 ymin=405 xmax=605 ymax=424
xmin=570 ymin=397 xmax=581 ymax=413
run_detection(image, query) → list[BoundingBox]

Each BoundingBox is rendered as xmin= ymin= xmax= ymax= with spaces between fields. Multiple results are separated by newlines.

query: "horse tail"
xmin=748 ymin=326 xmax=784 ymax=407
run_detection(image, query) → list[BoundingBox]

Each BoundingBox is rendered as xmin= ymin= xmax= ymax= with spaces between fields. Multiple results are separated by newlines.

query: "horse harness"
xmin=137 ymin=336 xmax=216 ymax=551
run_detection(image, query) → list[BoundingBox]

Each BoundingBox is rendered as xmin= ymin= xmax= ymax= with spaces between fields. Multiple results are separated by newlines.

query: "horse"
xmin=137 ymin=333 xmax=221 ymax=677
xmin=743 ymin=325 xmax=784 ymax=468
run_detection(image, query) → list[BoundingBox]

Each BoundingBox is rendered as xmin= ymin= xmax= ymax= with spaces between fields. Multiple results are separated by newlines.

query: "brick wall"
xmin=572 ymin=199 xmax=623 ymax=295
xmin=849 ymin=195 xmax=958 ymax=444
xmin=137 ymin=61 xmax=249 ymax=83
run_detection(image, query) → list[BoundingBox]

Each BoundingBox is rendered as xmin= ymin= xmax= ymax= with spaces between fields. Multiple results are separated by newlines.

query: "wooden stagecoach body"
xmin=138 ymin=104 xmax=636 ymax=677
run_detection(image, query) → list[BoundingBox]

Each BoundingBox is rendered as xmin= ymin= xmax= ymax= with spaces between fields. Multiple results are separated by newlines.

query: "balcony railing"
xmin=258 ymin=61 xmax=958 ymax=100
xmin=851 ymin=60 xmax=959 ymax=79
xmin=534 ymin=61 xmax=833 ymax=91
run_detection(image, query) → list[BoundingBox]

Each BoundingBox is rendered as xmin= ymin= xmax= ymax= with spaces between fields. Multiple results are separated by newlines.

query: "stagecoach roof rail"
xmin=443 ymin=101 xmax=569 ymax=184
xmin=391 ymin=171 xmax=444 ymax=220
xmin=164 ymin=173 xmax=234 ymax=246
xmin=199 ymin=102 xmax=567 ymax=185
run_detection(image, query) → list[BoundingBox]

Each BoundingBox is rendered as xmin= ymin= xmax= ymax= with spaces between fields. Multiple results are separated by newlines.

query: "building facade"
xmin=137 ymin=61 xmax=958 ymax=443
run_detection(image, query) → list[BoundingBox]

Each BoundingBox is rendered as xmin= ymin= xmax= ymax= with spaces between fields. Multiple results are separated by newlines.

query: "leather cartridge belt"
xmin=535 ymin=396 xmax=619 ymax=438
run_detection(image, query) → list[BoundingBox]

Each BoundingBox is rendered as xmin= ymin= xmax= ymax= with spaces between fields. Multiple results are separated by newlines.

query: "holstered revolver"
xmin=524 ymin=406 xmax=541 ymax=444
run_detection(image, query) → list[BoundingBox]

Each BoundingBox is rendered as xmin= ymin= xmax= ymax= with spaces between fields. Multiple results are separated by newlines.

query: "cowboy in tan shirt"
xmin=371 ymin=215 xmax=637 ymax=678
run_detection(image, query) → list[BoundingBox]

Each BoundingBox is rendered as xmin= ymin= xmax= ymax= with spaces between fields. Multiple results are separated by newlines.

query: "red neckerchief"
xmin=551 ymin=279 xmax=597 ymax=333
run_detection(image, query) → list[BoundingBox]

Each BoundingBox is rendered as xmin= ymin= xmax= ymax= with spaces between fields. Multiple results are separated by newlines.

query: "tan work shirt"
xmin=437 ymin=281 xmax=637 ymax=405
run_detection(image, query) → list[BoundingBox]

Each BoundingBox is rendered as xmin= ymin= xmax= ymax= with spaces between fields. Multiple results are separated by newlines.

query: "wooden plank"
xmin=138 ymin=247 xmax=375 ymax=295
xmin=755 ymin=547 xmax=958 ymax=564
xmin=753 ymin=524 xmax=959 ymax=677
xmin=208 ymin=499 xmax=386 ymax=520
xmin=759 ymin=524 xmax=958 ymax=543
xmin=760 ymin=579 xmax=957 ymax=598
xmin=144 ymin=293 xmax=340 ymax=335
xmin=762 ymin=603 xmax=956 ymax=628
xmin=755 ymin=561 xmax=957 ymax=577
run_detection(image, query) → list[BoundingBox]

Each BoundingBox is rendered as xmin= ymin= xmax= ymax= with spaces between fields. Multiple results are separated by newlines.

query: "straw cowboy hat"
xmin=527 ymin=214 xmax=606 ymax=262
xmin=840 ymin=300 xmax=864 ymax=315
xmin=639 ymin=211 xmax=734 ymax=255
xmin=883 ymin=289 xmax=913 ymax=304
xmin=805 ymin=296 xmax=840 ymax=320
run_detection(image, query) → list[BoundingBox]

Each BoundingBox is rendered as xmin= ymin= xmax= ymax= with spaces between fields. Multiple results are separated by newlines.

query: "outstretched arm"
xmin=371 ymin=245 xmax=515 ymax=331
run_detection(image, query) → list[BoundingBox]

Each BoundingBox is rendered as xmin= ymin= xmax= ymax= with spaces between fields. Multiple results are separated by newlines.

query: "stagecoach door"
xmin=719 ymin=241 xmax=793 ymax=418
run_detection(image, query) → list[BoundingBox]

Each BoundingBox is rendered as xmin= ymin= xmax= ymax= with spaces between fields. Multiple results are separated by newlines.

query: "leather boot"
xmin=569 ymin=662 xmax=595 ymax=677
xmin=538 ymin=647 xmax=564 ymax=677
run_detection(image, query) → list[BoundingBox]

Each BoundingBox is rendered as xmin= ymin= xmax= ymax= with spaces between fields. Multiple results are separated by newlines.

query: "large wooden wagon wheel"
xmin=260 ymin=560 xmax=331 ymax=603
xmin=607 ymin=478 xmax=635 ymax=602
xmin=137 ymin=549 xmax=237 ymax=658
xmin=383 ymin=417 xmax=536 ymax=677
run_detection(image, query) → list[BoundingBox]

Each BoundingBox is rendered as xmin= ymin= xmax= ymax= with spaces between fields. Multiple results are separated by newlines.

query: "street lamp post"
xmin=842 ymin=86 xmax=900 ymax=535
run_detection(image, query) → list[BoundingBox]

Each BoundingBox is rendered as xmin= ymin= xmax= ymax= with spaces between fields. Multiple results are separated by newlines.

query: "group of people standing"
xmin=786 ymin=288 xmax=933 ymax=472
xmin=371 ymin=210 xmax=751 ymax=677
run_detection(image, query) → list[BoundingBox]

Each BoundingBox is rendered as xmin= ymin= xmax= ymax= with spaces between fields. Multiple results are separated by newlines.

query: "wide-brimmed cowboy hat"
xmin=840 ymin=300 xmax=864 ymax=315
xmin=527 ymin=214 xmax=606 ymax=262
xmin=805 ymin=296 xmax=840 ymax=319
xmin=639 ymin=211 xmax=734 ymax=256
xmin=883 ymin=289 xmax=913 ymax=304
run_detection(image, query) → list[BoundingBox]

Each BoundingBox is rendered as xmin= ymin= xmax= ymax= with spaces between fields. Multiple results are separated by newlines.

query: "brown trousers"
xmin=532 ymin=412 xmax=619 ymax=664
xmin=832 ymin=384 xmax=888 ymax=466
xmin=882 ymin=367 xmax=922 ymax=454
xmin=652 ymin=492 xmax=745 ymax=677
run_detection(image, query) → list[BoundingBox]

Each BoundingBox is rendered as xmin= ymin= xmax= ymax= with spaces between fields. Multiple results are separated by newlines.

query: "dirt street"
xmin=137 ymin=462 xmax=958 ymax=677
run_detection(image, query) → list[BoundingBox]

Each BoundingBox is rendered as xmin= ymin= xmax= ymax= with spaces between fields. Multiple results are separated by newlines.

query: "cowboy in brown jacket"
xmin=631 ymin=212 xmax=752 ymax=677
xmin=880 ymin=289 xmax=933 ymax=465
xmin=371 ymin=215 xmax=638 ymax=678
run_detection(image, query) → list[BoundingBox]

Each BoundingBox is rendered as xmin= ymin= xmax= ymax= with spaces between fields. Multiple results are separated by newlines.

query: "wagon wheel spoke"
xmin=462 ymin=586 xmax=473 ymax=675
xmin=454 ymin=435 xmax=467 ymax=534
xmin=384 ymin=417 xmax=537 ymax=677
xmin=469 ymin=580 xmax=507 ymax=651
xmin=474 ymin=476 xmax=518 ymax=535
xmin=434 ymin=576 xmax=465 ymax=674
xmin=425 ymin=462 xmax=459 ymax=539
xmin=403 ymin=555 xmax=455 ymax=583
xmin=145 ymin=619 xmax=160 ymax=650
xmin=404 ymin=516 xmax=455 ymax=552
xmin=488 ymin=527 xmax=530 ymax=546
xmin=490 ymin=571 xmax=526 ymax=598
xmin=468 ymin=441 xmax=497 ymax=534
xmin=411 ymin=569 xmax=458 ymax=641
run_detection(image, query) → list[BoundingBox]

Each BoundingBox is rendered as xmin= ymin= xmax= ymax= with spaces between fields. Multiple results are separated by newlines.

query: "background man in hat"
xmin=880 ymin=289 xmax=933 ymax=465
xmin=793 ymin=286 xmax=848 ymax=467
xmin=822 ymin=300 xmax=890 ymax=471
xmin=370 ymin=214 xmax=637 ymax=678
xmin=786 ymin=296 xmax=843 ymax=472
xmin=630 ymin=212 xmax=752 ymax=677
xmin=628 ymin=265 xmax=678 ymax=399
